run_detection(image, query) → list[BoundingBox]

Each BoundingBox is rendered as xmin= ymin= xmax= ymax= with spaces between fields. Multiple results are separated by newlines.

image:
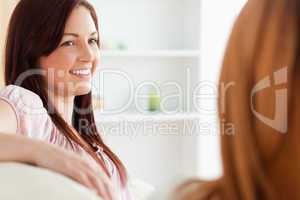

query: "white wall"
xmin=89 ymin=0 xmax=202 ymax=189
xmin=91 ymin=0 xmax=248 ymax=187
xmin=90 ymin=0 xmax=188 ymax=50
xmin=198 ymin=0 xmax=248 ymax=180
xmin=96 ymin=115 xmax=200 ymax=189
xmin=0 ymin=0 xmax=19 ymax=87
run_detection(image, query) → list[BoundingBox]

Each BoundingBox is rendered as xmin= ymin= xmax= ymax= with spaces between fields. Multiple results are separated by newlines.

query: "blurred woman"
xmin=173 ymin=0 xmax=300 ymax=199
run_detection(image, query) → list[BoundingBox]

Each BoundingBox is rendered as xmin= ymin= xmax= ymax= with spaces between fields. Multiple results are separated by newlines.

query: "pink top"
xmin=0 ymin=84 xmax=132 ymax=200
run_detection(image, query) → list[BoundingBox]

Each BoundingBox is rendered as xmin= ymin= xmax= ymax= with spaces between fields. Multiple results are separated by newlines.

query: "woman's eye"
xmin=61 ymin=41 xmax=75 ymax=47
xmin=89 ymin=38 xmax=98 ymax=45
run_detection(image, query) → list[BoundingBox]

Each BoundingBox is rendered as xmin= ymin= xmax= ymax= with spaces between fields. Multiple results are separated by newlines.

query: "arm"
xmin=0 ymin=131 xmax=40 ymax=165
xmin=0 ymin=99 xmax=114 ymax=200
xmin=0 ymin=98 xmax=41 ymax=164
xmin=0 ymin=98 xmax=36 ymax=164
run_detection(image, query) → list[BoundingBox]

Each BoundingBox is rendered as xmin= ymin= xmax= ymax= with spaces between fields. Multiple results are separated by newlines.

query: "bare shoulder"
xmin=0 ymin=98 xmax=18 ymax=134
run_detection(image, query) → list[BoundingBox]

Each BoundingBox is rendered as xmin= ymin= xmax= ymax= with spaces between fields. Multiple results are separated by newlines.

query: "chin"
xmin=73 ymin=85 xmax=92 ymax=96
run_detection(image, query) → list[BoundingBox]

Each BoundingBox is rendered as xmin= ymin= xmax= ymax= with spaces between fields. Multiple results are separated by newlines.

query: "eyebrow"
xmin=63 ymin=32 xmax=98 ymax=37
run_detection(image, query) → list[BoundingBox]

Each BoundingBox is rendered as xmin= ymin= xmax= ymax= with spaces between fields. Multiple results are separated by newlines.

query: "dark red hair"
xmin=5 ymin=0 xmax=127 ymax=186
xmin=174 ymin=0 xmax=300 ymax=199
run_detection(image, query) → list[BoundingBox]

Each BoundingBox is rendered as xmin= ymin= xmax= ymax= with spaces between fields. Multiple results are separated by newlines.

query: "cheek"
xmin=41 ymin=51 xmax=77 ymax=71
xmin=40 ymin=51 xmax=78 ymax=86
xmin=92 ymin=51 xmax=100 ymax=75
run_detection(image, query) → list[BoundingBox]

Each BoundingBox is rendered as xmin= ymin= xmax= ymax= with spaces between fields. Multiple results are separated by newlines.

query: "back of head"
xmin=174 ymin=0 xmax=300 ymax=199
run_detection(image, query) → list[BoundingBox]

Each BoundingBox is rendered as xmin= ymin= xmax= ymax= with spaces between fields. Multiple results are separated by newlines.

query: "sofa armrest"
xmin=128 ymin=178 xmax=155 ymax=200
xmin=0 ymin=162 xmax=102 ymax=200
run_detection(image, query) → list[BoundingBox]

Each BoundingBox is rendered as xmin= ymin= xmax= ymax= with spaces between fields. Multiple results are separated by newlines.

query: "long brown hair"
xmin=174 ymin=0 xmax=300 ymax=199
xmin=4 ymin=0 xmax=127 ymax=186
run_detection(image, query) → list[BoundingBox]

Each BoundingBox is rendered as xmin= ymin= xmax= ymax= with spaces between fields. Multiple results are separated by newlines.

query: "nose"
xmin=78 ymin=42 xmax=94 ymax=62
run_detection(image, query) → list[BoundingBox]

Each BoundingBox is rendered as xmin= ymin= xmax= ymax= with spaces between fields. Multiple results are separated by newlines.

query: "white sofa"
xmin=0 ymin=162 xmax=155 ymax=200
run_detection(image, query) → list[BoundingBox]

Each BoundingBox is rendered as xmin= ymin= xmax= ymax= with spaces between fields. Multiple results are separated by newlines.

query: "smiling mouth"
xmin=69 ymin=68 xmax=92 ymax=76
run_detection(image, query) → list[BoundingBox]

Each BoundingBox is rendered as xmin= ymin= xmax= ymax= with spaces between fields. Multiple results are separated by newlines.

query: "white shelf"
xmin=100 ymin=50 xmax=201 ymax=58
xmin=94 ymin=111 xmax=201 ymax=122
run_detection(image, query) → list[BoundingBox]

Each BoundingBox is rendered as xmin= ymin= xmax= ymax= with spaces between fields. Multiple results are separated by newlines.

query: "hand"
xmin=32 ymin=140 xmax=116 ymax=200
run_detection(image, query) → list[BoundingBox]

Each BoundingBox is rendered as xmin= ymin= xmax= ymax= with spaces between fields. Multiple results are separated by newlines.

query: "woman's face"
xmin=39 ymin=5 xmax=100 ymax=97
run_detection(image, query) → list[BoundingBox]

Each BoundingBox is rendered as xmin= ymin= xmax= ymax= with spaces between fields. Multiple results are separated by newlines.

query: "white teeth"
xmin=70 ymin=69 xmax=91 ymax=76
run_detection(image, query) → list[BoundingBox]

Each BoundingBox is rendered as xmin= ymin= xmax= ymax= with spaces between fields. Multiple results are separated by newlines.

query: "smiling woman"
xmin=38 ymin=6 xmax=101 ymax=124
xmin=0 ymin=0 xmax=132 ymax=199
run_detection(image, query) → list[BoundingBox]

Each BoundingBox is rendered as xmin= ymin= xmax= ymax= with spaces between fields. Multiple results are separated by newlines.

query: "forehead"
xmin=64 ymin=6 xmax=97 ymax=34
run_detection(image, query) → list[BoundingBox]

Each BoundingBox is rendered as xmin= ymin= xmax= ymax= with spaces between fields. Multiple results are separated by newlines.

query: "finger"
xmin=80 ymin=159 xmax=115 ymax=200
xmin=79 ymin=162 xmax=106 ymax=195
xmin=83 ymin=161 xmax=111 ymax=182
xmin=74 ymin=171 xmax=96 ymax=192
xmin=87 ymin=170 xmax=112 ymax=200
xmin=92 ymin=170 xmax=116 ymax=200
